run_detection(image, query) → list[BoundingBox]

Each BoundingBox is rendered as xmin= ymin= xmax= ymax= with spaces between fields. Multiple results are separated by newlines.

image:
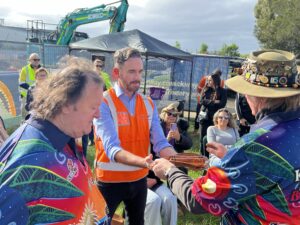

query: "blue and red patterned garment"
xmin=192 ymin=108 xmax=300 ymax=225
xmin=0 ymin=118 xmax=108 ymax=225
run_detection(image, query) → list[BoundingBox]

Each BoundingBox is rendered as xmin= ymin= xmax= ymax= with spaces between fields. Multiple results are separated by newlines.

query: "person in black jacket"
xmin=235 ymin=93 xmax=256 ymax=136
xmin=198 ymin=71 xmax=227 ymax=157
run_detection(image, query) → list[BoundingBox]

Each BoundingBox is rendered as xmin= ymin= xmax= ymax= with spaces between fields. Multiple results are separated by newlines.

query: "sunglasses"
xmin=218 ymin=116 xmax=229 ymax=120
xmin=167 ymin=112 xmax=177 ymax=117
xmin=33 ymin=59 xmax=40 ymax=61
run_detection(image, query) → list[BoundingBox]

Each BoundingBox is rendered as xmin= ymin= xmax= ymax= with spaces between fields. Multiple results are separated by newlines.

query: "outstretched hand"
xmin=206 ymin=142 xmax=227 ymax=159
xmin=152 ymin=158 xmax=175 ymax=180
xmin=144 ymin=154 xmax=154 ymax=169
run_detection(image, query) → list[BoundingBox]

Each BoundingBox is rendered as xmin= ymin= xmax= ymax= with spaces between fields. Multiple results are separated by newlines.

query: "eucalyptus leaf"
xmin=0 ymin=165 xmax=83 ymax=202
xmin=28 ymin=204 xmax=75 ymax=224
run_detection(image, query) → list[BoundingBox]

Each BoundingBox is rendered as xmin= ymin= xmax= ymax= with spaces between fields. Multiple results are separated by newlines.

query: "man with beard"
xmin=94 ymin=47 xmax=176 ymax=225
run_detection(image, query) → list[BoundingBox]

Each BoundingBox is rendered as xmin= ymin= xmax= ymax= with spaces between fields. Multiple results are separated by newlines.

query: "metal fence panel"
xmin=0 ymin=41 xmax=68 ymax=128
xmin=0 ymin=41 xmax=232 ymax=128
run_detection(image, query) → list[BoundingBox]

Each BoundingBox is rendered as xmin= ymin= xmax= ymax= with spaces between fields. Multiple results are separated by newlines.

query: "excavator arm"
xmin=55 ymin=0 xmax=128 ymax=45
xmin=109 ymin=0 xmax=128 ymax=33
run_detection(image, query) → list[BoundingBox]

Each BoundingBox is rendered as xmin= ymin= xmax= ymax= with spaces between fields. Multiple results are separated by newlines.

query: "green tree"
xmin=254 ymin=0 xmax=300 ymax=55
xmin=219 ymin=43 xmax=240 ymax=57
xmin=175 ymin=41 xmax=181 ymax=49
xmin=198 ymin=43 xmax=208 ymax=54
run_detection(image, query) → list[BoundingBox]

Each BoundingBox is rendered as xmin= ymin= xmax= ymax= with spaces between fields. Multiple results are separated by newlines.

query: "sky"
xmin=0 ymin=0 xmax=260 ymax=54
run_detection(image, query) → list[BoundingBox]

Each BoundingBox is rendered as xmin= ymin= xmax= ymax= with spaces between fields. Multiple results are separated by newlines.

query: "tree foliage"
xmin=175 ymin=41 xmax=181 ymax=49
xmin=199 ymin=43 xmax=208 ymax=54
xmin=254 ymin=0 xmax=300 ymax=56
xmin=219 ymin=43 xmax=240 ymax=57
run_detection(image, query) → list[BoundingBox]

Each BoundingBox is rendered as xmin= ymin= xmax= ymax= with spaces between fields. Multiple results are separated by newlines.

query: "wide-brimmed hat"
xmin=161 ymin=102 xmax=180 ymax=114
xmin=160 ymin=102 xmax=181 ymax=119
xmin=226 ymin=49 xmax=300 ymax=98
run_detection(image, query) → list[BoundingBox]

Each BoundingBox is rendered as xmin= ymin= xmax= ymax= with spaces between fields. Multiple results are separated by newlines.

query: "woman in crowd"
xmin=206 ymin=108 xmax=239 ymax=167
xmin=198 ymin=70 xmax=227 ymax=156
xmin=235 ymin=93 xmax=256 ymax=136
xmin=194 ymin=69 xmax=225 ymax=134
xmin=25 ymin=67 xmax=48 ymax=112
xmin=159 ymin=102 xmax=193 ymax=155
xmin=152 ymin=49 xmax=300 ymax=224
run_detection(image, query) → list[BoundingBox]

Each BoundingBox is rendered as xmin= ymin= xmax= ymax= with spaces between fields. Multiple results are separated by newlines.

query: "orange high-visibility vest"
xmin=95 ymin=88 xmax=154 ymax=183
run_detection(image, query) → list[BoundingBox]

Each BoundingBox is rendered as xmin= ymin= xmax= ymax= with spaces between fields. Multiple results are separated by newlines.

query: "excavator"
xmin=46 ymin=0 xmax=128 ymax=45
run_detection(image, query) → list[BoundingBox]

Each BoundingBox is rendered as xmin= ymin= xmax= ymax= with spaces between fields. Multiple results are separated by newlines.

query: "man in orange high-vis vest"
xmin=94 ymin=47 xmax=176 ymax=225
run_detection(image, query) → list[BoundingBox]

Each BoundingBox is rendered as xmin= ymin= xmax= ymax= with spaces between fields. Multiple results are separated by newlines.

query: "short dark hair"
xmin=114 ymin=47 xmax=142 ymax=67
xmin=211 ymin=68 xmax=222 ymax=77
xmin=211 ymin=72 xmax=221 ymax=87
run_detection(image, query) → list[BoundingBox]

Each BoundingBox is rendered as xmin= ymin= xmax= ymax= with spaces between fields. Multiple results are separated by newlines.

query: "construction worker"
xmin=94 ymin=59 xmax=112 ymax=90
xmin=19 ymin=53 xmax=41 ymax=98
xmin=19 ymin=53 xmax=41 ymax=117
xmin=94 ymin=47 xmax=176 ymax=225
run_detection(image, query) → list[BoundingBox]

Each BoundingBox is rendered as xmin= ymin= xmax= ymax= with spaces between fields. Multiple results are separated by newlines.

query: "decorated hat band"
xmin=242 ymin=58 xmax=300 ymax=89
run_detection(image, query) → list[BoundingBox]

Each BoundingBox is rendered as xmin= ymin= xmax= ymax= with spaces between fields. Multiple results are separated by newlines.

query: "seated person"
xmin=206 ymin=108 xmax=239 ymax=167
xmin=159 ymin=102 xmax=193 ymax=173
xmin=125 ymin=168 xmax=177 ymax=225
xmin=160 ymin=102 xmax=192 ymax=154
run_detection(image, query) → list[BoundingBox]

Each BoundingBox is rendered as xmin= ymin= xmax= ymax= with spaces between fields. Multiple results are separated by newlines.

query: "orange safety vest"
xmin=95 ymin=88 xmax=154 ymax=183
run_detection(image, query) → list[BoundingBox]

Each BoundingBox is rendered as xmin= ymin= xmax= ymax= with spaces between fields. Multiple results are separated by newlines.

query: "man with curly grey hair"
xmin=0 ymin=56 xmax=109 ymax=224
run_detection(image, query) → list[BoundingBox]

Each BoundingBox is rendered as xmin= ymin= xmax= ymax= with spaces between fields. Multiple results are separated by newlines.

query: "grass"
xmin=86 ymin=118 xmax=221 ymax=225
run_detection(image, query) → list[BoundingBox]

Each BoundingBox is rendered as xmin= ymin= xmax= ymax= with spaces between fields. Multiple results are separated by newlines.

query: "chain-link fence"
xmin=1 ymin=41 xmax=232 ymax=128
xmin=0 ymin=41 xmax=68 ymax=127
xmin=70 ymin=50 xmax=195 ymax=116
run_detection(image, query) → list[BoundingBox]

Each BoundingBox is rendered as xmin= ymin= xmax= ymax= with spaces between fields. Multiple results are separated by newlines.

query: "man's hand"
xmin=115 ymin=150 xmax=154 ymax=168
xmin=239 ymin=118 xmax=248 ymax=126
xmin=152 ymin=158 xmax=175 ymax=180
xmin=144 ymin=154 xmax=154 ymax=169
xmin=206 ymin=142 xmax=227 ymax=159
